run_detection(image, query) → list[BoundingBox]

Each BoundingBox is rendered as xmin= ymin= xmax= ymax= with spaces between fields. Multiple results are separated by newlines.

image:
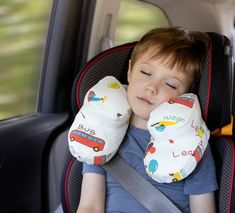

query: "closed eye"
xmin=165 ymin=82 xmax=176 ymax=89
xmin=140 ymin=70 xmax=151 ymax=76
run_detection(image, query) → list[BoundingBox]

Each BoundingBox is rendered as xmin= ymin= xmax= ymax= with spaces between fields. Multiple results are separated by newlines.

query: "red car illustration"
xmin=94 ymin=155 xmax=106 ymax=165
xmin=168 ymin=96 xmax=194 ymax=108
xmin=69 ymin=130 xmax=105 ymax=152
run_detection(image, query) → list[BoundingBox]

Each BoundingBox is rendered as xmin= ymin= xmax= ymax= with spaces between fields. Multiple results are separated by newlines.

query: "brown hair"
xmin=130 ymin=27 xmax=210 ymax=92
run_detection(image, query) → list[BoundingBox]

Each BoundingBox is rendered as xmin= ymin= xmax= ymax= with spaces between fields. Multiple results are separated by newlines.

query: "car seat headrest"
xmin=198 ymin=32 xmax=233 ymax=132
xmin=71 ymin=32 xmax=233 ymax=133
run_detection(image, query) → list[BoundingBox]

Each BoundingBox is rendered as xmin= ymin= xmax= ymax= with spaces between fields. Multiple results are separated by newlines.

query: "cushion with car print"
xmin=68 ymin=76 xmax=131 ymax=165
xmin=144 ymin=93 xmax=210 ymax=183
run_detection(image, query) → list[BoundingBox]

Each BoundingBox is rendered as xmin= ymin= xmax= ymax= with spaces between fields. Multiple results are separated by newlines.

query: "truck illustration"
xmin=169 ymin=169 xmax=186 ymax=182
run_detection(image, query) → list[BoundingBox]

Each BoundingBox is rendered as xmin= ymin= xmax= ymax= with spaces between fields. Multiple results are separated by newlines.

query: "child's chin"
xmin=131 ymin=105 xmax=151 ymax=120
xmin=134 ymin=111 xmax=150 ymax=121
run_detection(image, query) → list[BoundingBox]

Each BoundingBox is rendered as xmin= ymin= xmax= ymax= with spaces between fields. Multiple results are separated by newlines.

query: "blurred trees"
xmin=0 ymin=0 xmax=168 ymax=120
xmin=0 ymin=0 xmax=51 ymax=119
xmin=115 ymin=0 xmax=169 ymax=45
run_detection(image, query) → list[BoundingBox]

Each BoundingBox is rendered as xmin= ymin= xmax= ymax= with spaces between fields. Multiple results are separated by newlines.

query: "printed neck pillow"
xmin=144 ymin=93 xmax=210 ymax=183
xmin=68 ymin=76 xmax=131 ymax=165
xmin=68 ymin=76 xmax=210 ymax=183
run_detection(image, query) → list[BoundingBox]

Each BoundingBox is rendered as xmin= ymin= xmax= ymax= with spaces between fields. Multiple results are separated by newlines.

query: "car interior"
xmin=0 ymin=0 xmax=234 ymax=213
xmin=61 ymin=32 xmax=234 ymax=213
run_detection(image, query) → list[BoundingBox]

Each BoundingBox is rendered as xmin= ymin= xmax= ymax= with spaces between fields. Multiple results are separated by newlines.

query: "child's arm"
xmin=77 ymin=173 xmax=106 ymax=213
xmin=189 ymin=192 xmax=216 ymax=213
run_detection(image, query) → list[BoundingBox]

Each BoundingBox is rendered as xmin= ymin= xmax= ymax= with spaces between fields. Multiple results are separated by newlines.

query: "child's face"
xmin=127 ymin=52 xmax=193 ymax=127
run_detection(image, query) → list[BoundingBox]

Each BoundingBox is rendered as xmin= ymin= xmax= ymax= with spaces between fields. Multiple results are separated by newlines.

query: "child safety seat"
xmin=61 ymin=32 xmax=234 ymax=213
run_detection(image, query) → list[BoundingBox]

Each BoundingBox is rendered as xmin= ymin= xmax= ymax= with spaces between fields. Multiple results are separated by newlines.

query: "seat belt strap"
xmin=103 ymin=155 xmax=182 ymax=213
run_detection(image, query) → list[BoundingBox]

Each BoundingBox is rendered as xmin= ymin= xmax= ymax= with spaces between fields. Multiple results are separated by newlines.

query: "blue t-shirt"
xmin=83 ymin=125 xmax=218 ymax=213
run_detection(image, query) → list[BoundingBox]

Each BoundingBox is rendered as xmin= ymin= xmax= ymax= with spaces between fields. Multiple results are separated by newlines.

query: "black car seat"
xmin=60 ymin=32 xmax=234 ymax=213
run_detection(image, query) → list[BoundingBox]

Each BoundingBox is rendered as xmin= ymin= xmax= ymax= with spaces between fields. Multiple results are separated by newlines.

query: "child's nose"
xmin=145 ymin=83 xmax=158 ymax=95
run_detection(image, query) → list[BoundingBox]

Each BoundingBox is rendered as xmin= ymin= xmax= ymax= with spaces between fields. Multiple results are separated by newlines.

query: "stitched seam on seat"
xmin=228 ymin=137 xmax=235 ymax=213
xmin=204 ymin=44 xmax=212 ymax=121
xmin=65 ymin=157 xmax=76 ymax=213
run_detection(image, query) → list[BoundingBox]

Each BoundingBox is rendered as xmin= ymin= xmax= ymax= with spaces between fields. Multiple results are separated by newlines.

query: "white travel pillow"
xmin=144 ymin=93 xmax=210 ymax=183
xmin=68 ymin=76 xmax=131 ymax=165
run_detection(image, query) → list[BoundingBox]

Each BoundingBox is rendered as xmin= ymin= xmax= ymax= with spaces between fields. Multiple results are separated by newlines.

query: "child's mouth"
xmin=137 ymin=97 xmax=153 ymax=105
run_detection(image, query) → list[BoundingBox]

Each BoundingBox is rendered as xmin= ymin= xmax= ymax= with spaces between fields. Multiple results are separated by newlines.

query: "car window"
xmin=0 ymin=0 xmax=52 ymax=120
xmin=115 ymin=0 xmax=170 ymax=45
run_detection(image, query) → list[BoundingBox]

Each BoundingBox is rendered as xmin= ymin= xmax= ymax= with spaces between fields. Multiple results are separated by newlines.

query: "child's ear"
xmin=127 ymin=60 xmax=132 ymax=83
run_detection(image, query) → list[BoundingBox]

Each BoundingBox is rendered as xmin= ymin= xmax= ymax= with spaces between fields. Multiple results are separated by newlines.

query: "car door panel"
xmin=0 ymin=113 xmax=68 ymax=212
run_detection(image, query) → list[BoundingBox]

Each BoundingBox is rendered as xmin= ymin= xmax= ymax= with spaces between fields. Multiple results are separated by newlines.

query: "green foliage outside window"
xmin=0 ymin=0 xmax=168 ymax=120
xmin=115 ymin=0 xmax=169 ymax=45
xmin=0 ymin=0 xmax=52 ymax=120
